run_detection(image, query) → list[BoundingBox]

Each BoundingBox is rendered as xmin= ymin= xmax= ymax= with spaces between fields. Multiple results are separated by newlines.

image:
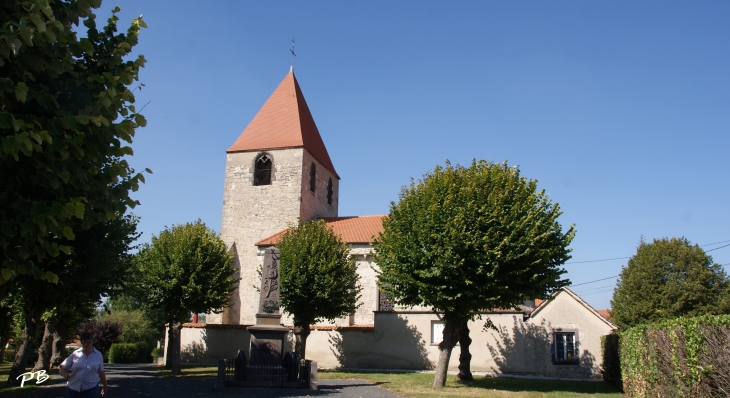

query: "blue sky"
xmin=100 ymin=1 xmax=729 ymax=310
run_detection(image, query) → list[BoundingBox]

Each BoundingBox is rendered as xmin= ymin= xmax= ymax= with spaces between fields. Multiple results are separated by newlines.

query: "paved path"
xmin=19 ymin=364 xmax=402 ymax=398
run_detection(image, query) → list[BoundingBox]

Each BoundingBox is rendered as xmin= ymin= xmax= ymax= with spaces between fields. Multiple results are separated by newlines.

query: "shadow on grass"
xmin=455 ymin=376 xmax=621 ymax=395
xmin=157 ymin=365 xmax=217 ymax=378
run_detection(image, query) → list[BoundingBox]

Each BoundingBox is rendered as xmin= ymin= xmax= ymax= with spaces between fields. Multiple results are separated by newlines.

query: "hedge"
xmin=619 ymin=314 xmax=730 ymax=397
xmin=600 ymin=333 xmax=622 ymax=390
xmin=109 ymin=343 xmax=139 ymax=364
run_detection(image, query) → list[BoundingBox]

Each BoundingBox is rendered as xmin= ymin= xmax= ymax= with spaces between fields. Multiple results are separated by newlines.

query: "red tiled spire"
xmin=227 ymin=71 xmax=339 ymax=178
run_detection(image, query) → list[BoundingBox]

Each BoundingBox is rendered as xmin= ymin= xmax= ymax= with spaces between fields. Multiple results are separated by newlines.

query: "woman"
xmin=59 ymin=332 xmax=108 ymax=397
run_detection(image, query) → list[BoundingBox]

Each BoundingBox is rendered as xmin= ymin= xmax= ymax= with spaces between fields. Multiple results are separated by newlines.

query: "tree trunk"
xmin=0 ymin=338 xmax=7 ymax=364
xmin=432 ymin=318 xmax=462 ymax=388
xmin=33 ymin=319 xmax=56 ymax=371
xmin=293 ymin=324 xmax=311 ymax=360
xmin=6 ymin=314 xmax=37 ymax=387
xmin=166 ymin=321 xmax=182 ymax=376
xmin=51 ymin=322 xmax=68 ymax=367
xmin=457 ymin=320 xmax=473 ymax=381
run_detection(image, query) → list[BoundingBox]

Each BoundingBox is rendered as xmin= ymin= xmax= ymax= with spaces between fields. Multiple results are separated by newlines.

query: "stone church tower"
xmin=208 ymin=70 xmax=340 ymax=325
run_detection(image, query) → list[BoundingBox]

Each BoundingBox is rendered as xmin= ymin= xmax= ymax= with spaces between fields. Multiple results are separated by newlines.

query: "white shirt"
xmin=60 ymin=347 xmax=105 ymax=392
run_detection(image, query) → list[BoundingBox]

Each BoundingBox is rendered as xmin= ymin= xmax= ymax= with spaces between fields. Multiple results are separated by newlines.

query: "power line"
xmin=706 ymin=243 xmax=730 ymax=252
xmin=570 ymin=275 xmax=619 ymax=287
xmin=572 ymin=284 xmax=615 ymax=293
xmin=566 ymin=238 xmax=730 ymax=265
xmin=566 ymin=257 xmax=629 ymax=265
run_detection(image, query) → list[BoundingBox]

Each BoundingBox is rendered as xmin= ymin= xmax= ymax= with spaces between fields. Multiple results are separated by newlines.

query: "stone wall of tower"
xmin=300 ymin=150 xmax=339 ymax=220
xmin=211 ymin=148 xmax=305 ymax=325
xmin=209 ymin=147 xmax=341 ymax=326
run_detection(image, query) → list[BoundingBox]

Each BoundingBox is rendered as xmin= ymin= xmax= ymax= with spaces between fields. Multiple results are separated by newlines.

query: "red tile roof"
xmin=256 ymin=215 xmax=386 ymax=246
xmin=597 ymin=309 xmax=613 ymax=322
xmin=227 ymin=71 xmax=338 ymax=178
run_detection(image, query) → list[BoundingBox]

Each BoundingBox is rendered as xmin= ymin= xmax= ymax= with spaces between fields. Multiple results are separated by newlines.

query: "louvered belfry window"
xmin=254 ymin=154 xmax=272 ymax=186
xmin=327 ymin=178 xmax=333 ymax=205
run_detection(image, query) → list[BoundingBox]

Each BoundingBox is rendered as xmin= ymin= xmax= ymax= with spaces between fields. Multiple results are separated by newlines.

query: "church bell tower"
xmin=209 ymin=71 xmax=340 ymax=325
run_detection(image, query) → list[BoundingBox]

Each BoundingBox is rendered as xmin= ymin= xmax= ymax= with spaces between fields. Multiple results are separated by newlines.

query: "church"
xmin=173 ymin=70 xmax=617 ymax=379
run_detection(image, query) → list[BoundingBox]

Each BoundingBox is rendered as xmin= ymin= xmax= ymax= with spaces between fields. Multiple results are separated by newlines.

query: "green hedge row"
xmin=616 ymin=314 xmax=730 ymax=397
xmin=108 ymin=343 xmax=156 ymax=364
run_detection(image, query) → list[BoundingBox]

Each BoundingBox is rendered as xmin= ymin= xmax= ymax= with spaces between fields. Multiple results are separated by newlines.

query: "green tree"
xmin=98 ymin=309 xmax=157 ymax=359
xmin=610 ymin=237 xmax=730 ymax=329
xmin=375 ymin=160 xmax=574 ymax=388
xmin=8 ymin=214 xmax=138 ymax=385
xmin=0 ymin=0 xmax=148 ymax=293
xmin=135 ymin=220 xmax=237 ymax=376
xmin=277 ymin=219 xmax=362 ymax=360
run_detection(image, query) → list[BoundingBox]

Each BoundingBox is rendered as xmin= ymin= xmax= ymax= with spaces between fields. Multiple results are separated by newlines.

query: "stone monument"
xmin=248 ymin=247 xmax=289 ymax=363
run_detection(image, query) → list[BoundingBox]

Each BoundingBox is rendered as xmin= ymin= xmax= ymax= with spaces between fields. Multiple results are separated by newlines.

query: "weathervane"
xmin=290 ymin=38 xmax=296 ymax=71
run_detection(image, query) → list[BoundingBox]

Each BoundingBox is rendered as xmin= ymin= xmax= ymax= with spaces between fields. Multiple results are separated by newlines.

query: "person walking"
xmin=59 ymin=332 xmax=108 ymax=397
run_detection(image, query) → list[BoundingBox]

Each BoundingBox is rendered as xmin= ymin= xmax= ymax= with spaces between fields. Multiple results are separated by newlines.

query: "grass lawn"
xmin=319 ymin=370 xmax=623 ymax=398
xmin=154 ymin=365 xmax=623 ymax=397
xmin=0 ymin=362 xmax=39 ymax=398
xmin=156 ymin=364 xmax=219 ymax=378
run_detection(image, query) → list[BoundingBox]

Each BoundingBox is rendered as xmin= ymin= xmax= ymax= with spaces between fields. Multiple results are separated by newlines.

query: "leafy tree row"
xmin=1 ymin=0 xmax=148 ymax=386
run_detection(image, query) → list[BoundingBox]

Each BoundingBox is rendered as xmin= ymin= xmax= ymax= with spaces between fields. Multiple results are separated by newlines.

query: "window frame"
xmin=431 ymin=321 xmax=445 ymax=345
xmin=253 ymin=153 xmax=273 ymax=186
xmin=551 ymin=328 xmax=579 ymax=365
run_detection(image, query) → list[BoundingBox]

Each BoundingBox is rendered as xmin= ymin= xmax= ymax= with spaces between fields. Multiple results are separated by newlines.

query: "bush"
xmin=98 ymin=310 xmax=158 ymax=354
xmin=109 ymin=343 xmax=139 ymax=364
xmin=620 ymin=314 xmax=730 ymax=397
xmin=78 ymin=321 xmax=123 ymax=358
xmin=151 ymin=347 xmax=161 ymax=361
xmin=3 ymin=348 xmax=16 ymax=363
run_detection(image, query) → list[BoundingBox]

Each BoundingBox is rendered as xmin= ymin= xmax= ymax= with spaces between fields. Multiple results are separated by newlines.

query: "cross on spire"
xmin=290 ymin=38 xmax=296 ymax=72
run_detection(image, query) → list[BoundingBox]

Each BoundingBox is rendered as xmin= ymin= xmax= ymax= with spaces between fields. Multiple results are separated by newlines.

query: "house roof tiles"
xmin=256 ymin=215 xmax=386 ymax=246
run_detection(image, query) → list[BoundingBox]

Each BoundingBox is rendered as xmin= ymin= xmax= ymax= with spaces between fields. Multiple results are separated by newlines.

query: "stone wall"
xmin=211 ymin=148 xmax=339 ymax=326
xmin=178 ymin=300 xmax=612 ymax=380
xmin=300 ymin=150 xmax=339 ymax=220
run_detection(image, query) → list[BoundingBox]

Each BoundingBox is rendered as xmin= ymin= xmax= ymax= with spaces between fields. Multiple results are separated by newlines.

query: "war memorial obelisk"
xmin=248 ymin=247 xmax=289 ymax=362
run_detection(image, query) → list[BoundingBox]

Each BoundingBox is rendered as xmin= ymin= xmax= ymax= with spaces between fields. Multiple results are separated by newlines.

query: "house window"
xmin=327 ymin=178 xmax=333 ymax=205
xmin=431 ymin=321 xmax=445 ymax=344
xmin=309 ymin=163 xmax=316 ymax=192
xmin=254 ymin=154 xmax=272 ymax=186
xmin=553 ymin=331 xmax=579 ymax=364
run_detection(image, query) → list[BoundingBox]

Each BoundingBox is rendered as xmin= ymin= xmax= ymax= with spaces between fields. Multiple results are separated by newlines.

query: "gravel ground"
xmin=17 ymin=364 xmax=402 ymax=398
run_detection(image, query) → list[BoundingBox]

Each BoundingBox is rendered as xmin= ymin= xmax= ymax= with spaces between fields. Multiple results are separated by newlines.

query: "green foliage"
xmin=601 ymin=334 xmax=622 ymax=390
xmin=134 ymin=219 xmax=237 ymax=325
xmin=78 ymin=320 xmax=122 ymax=358
xmin=98 ymin=309 xmax=156 ymax=358
xmin=105 ymin=291 xmax=166 ymax=341
xmin=151 ymin=347 xmax=161 ymax=360
xmin=375 ymin=160 xmax=574 ymax=322
xmin=277 ymin=219 xmax=362 ymax=328
xmin=0 ymin=0 xmax=148 ymax=286
xmin=3 ymin=349 xmax=16 ymax=363
xmin=619 ymin=314 xmax=730 ymax=397
xmin=611 ymin=237 xmax=730 ymax=329
xmin=108 ymin=342 xmax=139 ymax=364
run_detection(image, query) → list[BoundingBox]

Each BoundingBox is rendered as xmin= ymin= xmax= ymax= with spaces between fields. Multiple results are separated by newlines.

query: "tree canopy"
xmin=611 ymin=237 xmax=730 ymax=329
xmin=0 ymin=0 xmax=148 ymax=289
xmin=375 ymin=160 xmax=574 ymax=387
xmin=134 ymin=220 xmax=237 ymax=375
xmin=278 ymin=219 xmax=362 ymax=359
